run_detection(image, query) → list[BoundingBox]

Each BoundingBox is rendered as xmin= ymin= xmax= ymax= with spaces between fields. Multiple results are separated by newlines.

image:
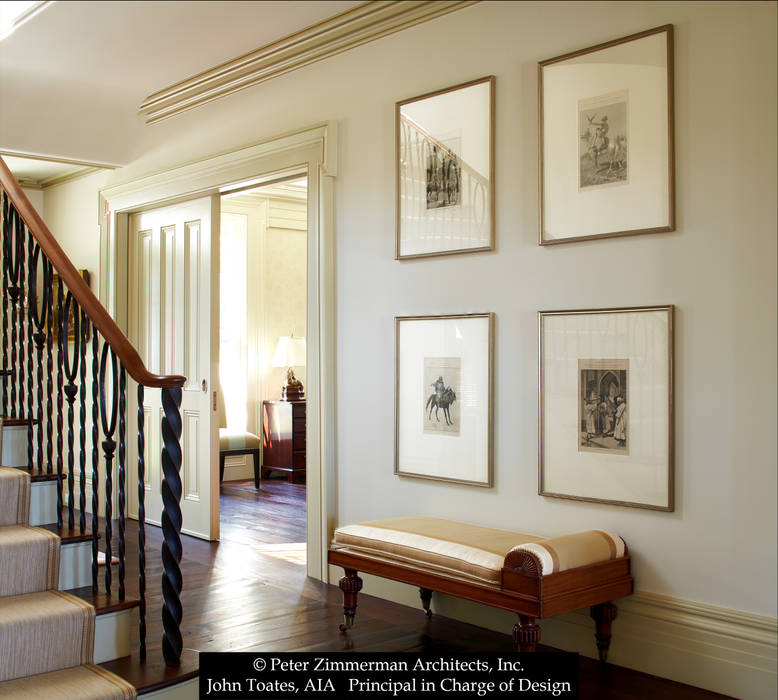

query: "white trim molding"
xmin=99 ymin=123 xmax=338 ymax=579
xmin=138 ymin=0 xmax=478 ymax=123
xmin=333 ymin=570 xmax=778 ymax=700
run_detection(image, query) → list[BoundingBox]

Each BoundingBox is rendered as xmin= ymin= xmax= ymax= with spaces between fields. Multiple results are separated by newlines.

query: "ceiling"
xmin=0 ymin=0 xmax=361 ymax=179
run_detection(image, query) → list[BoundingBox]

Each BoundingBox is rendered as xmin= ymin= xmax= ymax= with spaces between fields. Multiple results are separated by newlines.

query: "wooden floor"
xmin=110 ymin=479 xmax=730 ymax=699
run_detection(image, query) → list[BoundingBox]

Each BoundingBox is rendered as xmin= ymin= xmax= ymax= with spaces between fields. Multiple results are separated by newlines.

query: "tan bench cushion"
xmin=332 ymin=516 xmax=625 ymax=585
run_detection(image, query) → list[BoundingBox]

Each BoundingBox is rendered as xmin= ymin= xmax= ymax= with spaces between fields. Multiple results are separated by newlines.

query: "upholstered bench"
xmin=328 ymin=517 xmax=633 ymax=660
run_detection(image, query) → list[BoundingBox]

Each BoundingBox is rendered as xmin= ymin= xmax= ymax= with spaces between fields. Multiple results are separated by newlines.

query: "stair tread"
xmin=28 ymin=468 xmax=61 ymax=483
xmin=66 ymin=586 xmax=140 ymax=615
xmin=0 ymin=465 xmax=60 ymax=482
xmin=38 ymin=523 xmax=95 ymax=544
xmin=100 ymin=649 xmax=198 ymax=695
xmin=0 ymin=416 xmax=40 ymax=426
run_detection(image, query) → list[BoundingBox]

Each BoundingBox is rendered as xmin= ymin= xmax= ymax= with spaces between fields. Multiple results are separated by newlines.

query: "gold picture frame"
xmin=539 ymin=25 xmax=675 ymax=244
xmin=394 ymin=312 xmax=494 ymax=487
xmin=396 ymin=76 xmax=495 ymax=259
xmin=538 ymin=305 xmax=674 ymax=510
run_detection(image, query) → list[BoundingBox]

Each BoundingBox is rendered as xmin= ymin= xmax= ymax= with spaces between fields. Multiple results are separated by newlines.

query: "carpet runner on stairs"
xmin=0 ymin=465 xmax=137 ymax=698
xmin=0 ymin=524 xmax=60 ymax=595
xmin=0 ymin=664 xmax=135 ymax=699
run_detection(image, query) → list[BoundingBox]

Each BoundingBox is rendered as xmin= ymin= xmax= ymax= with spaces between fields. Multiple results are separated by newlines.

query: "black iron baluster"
xmin=17 ymin=215 xmax=25 ymax=423
xmin=7 ymin=206 xmax=22 ymax=417
xmin=25 ymin=233 xmax=33 ymax=469
xmin=99 ymin=343 xmax=118 ymax=596
xmin=29 ymin=245 xmax=51 ymax=473
xmin=62 ymin=292 xmax=80 ymax=531
xmin=91 ymin=330 xmax=99 ymax=593
xmin=161 ymin=386 xmax=183 ymax=667
xmin=137 ymin=384 xmax=147 ymax=660
xmin=55 ymin=278 xmax=64 ymax=528
xmin=1 ymin=192 xmax=9 ymax=418
xmin=79 ymin=309 xmax=87 ymax=533
xmin=45 ymin=260 xmax=53 ymax=475
xmin=118 ymin=366 xmax=126 ymax=600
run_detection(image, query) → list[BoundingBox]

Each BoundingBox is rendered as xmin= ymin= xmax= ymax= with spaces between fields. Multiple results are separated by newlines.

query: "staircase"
xmin=0 ymin=461 xmax=136 ymax=697
xmin=0 ymin=156 xmax=197 ymax=697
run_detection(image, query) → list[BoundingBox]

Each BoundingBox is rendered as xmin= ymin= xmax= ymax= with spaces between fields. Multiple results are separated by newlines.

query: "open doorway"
xmin=217 ymin=175 xmax=308 ymax=569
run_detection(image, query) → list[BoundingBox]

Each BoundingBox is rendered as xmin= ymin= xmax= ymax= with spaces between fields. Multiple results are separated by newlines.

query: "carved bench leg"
xmin=419 ymin=588 xmax=433 ymax=617
xmin=513 ymin=614 xmax=540 ymax=652
xmin=338 ymin=569 xmax=363 ymax=632
xmin=590 ymin=602 xmax=618 ymax=662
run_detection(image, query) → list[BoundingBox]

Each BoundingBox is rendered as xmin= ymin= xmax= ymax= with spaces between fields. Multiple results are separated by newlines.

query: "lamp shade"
xmin=272 ymin=335 xmax=306 ymax=368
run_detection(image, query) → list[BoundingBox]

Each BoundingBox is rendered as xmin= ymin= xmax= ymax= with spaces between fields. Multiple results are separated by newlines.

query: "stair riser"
xmin=1 ymin=425 xmax=27 ymax=467
xmin=93 ymin=609 xmax=133 ymax=664
xmin=141 ymin=678 xmax=198 ymax=698
xmin=29 ymin=480 xmax=57 ymax=526
xmin=59 ymin=541 xmax=92 ymax=590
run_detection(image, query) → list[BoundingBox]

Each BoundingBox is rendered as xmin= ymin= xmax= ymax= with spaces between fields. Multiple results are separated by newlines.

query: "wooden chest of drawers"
xmin=261 ymin=400 xmax=306 ymax=483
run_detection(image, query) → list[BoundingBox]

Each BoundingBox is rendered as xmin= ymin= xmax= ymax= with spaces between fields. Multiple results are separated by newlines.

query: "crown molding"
xmin=1 ymin=149 xmax=119 ymax=189
xmin=138 ymin=0 xmax=479 ymax=124
xmin=13 ymin=166 xmax=107 ymax=190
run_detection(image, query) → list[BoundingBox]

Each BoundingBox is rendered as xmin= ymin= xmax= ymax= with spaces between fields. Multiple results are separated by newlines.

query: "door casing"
xmin=98 ymin=123 xmax=338 ymax=580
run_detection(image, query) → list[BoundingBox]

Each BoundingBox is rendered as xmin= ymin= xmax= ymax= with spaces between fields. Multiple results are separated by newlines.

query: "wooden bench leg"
xmin=590 ymin=602 xmax=618 ymax=662
xmin=338 ymin=569 xmax=363 ymax=632
xmin=419 ymin=588 xmax=433 ymax=617
xmin=513 ymin=614 xmax=540 ymax=652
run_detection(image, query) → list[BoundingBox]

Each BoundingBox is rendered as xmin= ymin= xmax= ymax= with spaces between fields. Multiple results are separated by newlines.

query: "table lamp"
xmin=272 ymin=334 xmax=306 ymax=400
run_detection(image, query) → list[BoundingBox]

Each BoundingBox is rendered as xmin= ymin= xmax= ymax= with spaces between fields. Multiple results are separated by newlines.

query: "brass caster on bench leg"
xmin=339 ymin=614 xmax=355 ymax=632
xmin=338 ymin=569 xmax=363 ymax=633
xmin=590 ymin=602 xmax=618 ymax=662
xmin=419 ymin=588 xmax=433 ymax=618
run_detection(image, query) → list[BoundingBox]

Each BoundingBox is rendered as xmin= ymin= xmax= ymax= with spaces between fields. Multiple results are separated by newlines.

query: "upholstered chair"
xmin=218 ymin=385 xmax=260 ymax=488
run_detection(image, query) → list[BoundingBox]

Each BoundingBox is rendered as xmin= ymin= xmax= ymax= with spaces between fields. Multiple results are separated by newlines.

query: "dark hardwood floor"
xmin=107 ymin=479 xmax=730 ymax=699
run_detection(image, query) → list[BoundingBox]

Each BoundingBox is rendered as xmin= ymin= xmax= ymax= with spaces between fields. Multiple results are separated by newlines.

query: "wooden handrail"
xmin=0 ymin=156 xmax=185 ymax=388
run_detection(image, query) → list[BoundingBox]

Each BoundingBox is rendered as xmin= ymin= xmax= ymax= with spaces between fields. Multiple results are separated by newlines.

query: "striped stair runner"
xmin=0 ymin=466 xmax=136 ymax=699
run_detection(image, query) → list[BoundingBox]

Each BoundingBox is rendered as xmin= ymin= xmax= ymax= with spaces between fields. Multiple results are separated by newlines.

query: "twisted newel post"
xmin=160 ymin=386 xmax=183 ymax=667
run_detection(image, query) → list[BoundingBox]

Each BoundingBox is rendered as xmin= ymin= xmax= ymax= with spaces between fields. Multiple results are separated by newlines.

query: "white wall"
xmin=21 ymin=187 xmax=44 ymax=215
xmin=37 ymin=0 xmax=777 ymax=689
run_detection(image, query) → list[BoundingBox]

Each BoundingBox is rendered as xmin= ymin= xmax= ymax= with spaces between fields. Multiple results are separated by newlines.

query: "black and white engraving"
xmin=578 ymin=359 xmax=628 ymax=454
xmin=424 ymin=357 xmax=460 ymax=435
xmin=426 ymin=144 xmax=461 ymax=209
xmin=579 ymin=91 xmax=628 ymax=189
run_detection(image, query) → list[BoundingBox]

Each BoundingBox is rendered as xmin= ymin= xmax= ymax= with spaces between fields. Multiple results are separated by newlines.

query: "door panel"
xmin=127 ymin=196 xmax=220 ymax=540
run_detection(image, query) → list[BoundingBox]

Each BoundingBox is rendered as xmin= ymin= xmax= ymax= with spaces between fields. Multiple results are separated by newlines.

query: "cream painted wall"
xmin=221 ymin=195 xmax=307 ymax=438
xmin=39 ymin=0 xmax=777 ymax=627
xmin=21 ymin=187 xmax=44 ymax=215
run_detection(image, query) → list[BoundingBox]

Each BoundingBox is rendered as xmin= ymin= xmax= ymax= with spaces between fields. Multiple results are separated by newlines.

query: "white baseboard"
xmin=328 ymin=566 xmax=777 ymax=700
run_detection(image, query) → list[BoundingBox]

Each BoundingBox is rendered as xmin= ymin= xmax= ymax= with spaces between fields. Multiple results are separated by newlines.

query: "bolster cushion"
xmin=507 ymin=530 xmax=626 ymax=575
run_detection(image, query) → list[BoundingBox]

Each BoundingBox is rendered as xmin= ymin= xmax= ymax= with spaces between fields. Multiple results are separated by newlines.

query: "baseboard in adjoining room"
xmin=328 ymin=566 xmax=777 ymax=700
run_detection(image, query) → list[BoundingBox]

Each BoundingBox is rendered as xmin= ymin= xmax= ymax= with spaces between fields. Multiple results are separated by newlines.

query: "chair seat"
xmin=219 ymin=429 xmax=260 ymax=451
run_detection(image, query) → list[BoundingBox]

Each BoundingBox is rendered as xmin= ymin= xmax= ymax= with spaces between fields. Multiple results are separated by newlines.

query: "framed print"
xmin=396 ymin=76 xmax=494 ymax=259
xmin=539 ymin=25 xmax=675 ymax=244
xmin=395 ymin=313 xmax=494 ymax=486
xmin=539 ymin=306 xmax=674 ymax=510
